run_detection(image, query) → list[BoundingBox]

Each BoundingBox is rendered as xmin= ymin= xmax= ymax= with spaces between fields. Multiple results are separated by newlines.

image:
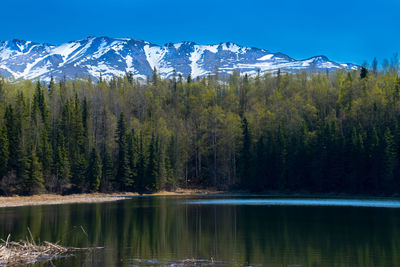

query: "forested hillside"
xmin=0 ymin=64 xmax=399 ymax=196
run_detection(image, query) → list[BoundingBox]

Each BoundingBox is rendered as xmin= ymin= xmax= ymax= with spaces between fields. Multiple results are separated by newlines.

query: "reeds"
xmin=0 ymin=231 xmax=100 ymax=266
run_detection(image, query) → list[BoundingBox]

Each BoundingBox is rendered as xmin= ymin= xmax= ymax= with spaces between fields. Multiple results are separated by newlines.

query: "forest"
xmin=0 ymin=61 xmax=399 ymax=196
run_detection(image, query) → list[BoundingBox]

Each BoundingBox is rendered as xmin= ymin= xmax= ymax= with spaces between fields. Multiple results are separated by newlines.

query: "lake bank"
xmin=0 ymin=189 xmax=222 ymax=208
xmin=1 ymin=190 xmax=398 ymax=209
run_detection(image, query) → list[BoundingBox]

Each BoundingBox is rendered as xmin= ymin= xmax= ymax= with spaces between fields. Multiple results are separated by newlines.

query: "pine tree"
xmin=145 ymin=134 xmax=158 ymax=192
xmin=82 ymin=97 xmax=90 ymax=149
xmin=276 ymin=126 xmax=288 ymax=190
xmin=4 ymin=102 xmax=27 ymax=194
xmin=254 ymin=136 xmax=266 ymax=191
xmin=239 ymin=74 xmax=249 ymax=117
xmin=136 ymin=133 xmax=146 ymax=193
xmin=126 ymin=72 xmax=134 ymax=85
xmin=48 ymin=75 xmax=56 ymax=96
xmin=27 ymin=150 xmax=44 ymax=195
xmin=87 ymin=147 xmax=102 ymax=192
xmin=101 ymin=145 xmax=114 ymax=192
xmin=127 ymin=130 xmax=137 ymax=183
xmin=54 ymin=120 xmax=71 ymax=193
xmin=382 ymin=128 xmax=397 ymax=193
xmin=0 ymin=125 xmax=9 ymax=179
xmin=69 ymin=95 xmax=88 ymax=191
xmin=152 ymin=67 xmax=158 ymax=85
xmin=239 ymin=118 xmax=252 ymax=187
xmin=115 ymin=112 xmax=132 ymax=190
xmin=38 ymin=127 xmax=53 ymax=175
xmin=360 ymin=67 xmax=368 ymax=79
xmin=157 ymin=137 xmax=168 ymax=190
xmin=166 ymin=135 xmax=178 ymax=189
xmin=5 ymin=105 xmax=19 ymax=170
xmin=276 ymin=69 xmax=281 ymax=89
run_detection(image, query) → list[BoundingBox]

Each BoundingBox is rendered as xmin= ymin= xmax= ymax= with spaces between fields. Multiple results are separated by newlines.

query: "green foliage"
xmin=116 ymin=112 xmax=133 ymax=191
xmin=145 ymin=134 xmax=158 ymax=192
xmin=1 ymin=65 xmax=400 ymax=196
xmin=0 ymin=125 xmax=9 ymax=179
xmin=27 ymin=150 xmax=45 ymax=195
xmin=87 ymin=147 xmax=102 ymax=192
xmin=239 ymin=118 xmax=252 ymax=187
xmin=101 ymin=145 xmax=114 ymax=192
xmin=382 ymin=128 xmax=397 ymax=192
xmin=360 ymin=67 xmax=368 ymax=79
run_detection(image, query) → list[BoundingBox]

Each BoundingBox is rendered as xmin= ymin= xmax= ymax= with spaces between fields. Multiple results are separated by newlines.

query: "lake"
xmin=1 ymin=196 xmax=400 ymax=266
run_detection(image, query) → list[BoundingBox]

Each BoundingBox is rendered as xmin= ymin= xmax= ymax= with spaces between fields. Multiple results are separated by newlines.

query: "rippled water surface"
xmin=1 ymin=196 xmax=400 ymax=266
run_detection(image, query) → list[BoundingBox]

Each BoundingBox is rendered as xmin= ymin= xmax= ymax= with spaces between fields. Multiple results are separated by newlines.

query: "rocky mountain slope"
xmin=0 ymin=36 xmax=358 ymax=81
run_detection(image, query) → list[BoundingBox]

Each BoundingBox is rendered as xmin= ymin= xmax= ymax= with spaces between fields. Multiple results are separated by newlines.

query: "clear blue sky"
xmin=1 ymin=0 xmax=399 ymax=65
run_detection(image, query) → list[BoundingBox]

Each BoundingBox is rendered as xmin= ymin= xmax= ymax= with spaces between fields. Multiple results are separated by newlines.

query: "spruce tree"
xmin=116 ymin=112 xmax=132 ymax=190
xmin=127 ymin=130 xmax=137 ymax=183
xmin=360 ymin=67 xmax=368 ymax=79
xmin=82 ymin=97 xmax=90 ymax=149
xmin=5 ymin=105 xmax=19 ymax=170
xmin=152 ymin=67 xmax=158 ymax=85
xmin=27 ymin=150 xmax=44 ymax=195
xmin=54 ymin=123 xmax=71 ymax=193
xmin=145 ymin=134 xmax=158 ymax=192
xmin=38 ymin=128 xmax=52 ymax=175
xmin=48 ymin=75 xmax=56 ymax=96
xmin=254 ymin=136 xmax=266 ymax=191
xmin=87 ymin=147 xmax=102 ymax=192
xmin=0 ymin=125 xmax=9 ymax=179
xmin=101 ymin=145 xmax=114 ymax=192
xmin=239 ymin=74 xmax=249 ymax=117
xmin=239 ymin=118 xmax=252 ymax=187
xmin=136 ymin=133 xmax=145 ymax=193
xmin=382 ymin=128 xmax=397 ymax=193
xmin=69 ymin=95 xmax=88 ymax=191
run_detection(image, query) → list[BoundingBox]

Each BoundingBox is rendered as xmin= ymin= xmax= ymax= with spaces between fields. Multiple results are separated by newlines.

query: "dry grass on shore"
xmin=0 ymin=233 xmax=97 ymax=266
xmin=0 ymin=189 xmax=222 ymax=208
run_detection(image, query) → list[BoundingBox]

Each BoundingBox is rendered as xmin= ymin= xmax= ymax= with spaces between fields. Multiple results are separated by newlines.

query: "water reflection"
xmin=185 ymin=198 xmax=400 ymax=208
xmin=0 ymin=196 xmax=399 ymax=266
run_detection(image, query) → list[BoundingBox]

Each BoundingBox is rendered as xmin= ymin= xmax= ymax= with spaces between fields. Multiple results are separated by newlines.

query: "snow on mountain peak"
xmin=0 ymin=36 xmax=359 ymax=81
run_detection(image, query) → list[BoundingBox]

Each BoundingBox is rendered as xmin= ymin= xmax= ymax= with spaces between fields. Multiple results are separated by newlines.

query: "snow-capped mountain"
xmin=0 ymin=36 xmax=359 ymax=81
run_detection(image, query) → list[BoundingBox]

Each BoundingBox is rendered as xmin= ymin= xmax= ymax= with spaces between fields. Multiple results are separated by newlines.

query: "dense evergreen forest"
xmin=0 ymin=62 xmax=400 ymax=196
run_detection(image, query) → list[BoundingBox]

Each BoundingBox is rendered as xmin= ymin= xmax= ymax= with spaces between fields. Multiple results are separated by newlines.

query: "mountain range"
xmin=0 ymin=36 xmax=359 ymax=82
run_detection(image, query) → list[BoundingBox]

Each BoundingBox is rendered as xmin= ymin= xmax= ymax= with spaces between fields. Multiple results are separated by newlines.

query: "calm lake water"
xmin=1 ymin=196 xmax=400 ymax=266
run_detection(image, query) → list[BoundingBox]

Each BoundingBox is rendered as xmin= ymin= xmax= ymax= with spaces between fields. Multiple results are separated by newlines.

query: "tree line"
xmin=0 ymin=61 xmax=399 ymax=196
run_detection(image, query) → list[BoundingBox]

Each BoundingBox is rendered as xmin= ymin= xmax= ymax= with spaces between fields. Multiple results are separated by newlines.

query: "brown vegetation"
xmin=0 ymin=233 xmax=99 ymax=266
xmin=0 ymin=189 xmax=222 ymax=208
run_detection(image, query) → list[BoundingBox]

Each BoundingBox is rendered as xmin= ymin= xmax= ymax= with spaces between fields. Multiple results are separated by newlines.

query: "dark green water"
xmin=1 ymin=196 xmax=400 ymax=266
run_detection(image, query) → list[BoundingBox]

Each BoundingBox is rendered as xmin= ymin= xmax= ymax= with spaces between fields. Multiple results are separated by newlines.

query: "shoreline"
xmin=1 ymin=190 xmax=399 ymax=209
xmin=0 ymin=189 xmax=222 ymax=208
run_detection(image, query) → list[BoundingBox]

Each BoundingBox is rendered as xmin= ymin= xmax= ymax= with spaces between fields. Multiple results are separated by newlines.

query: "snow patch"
xmin=257 ymin=54 xmax=273 ymax=61
xmin=51 ymin=42 xmax=81 ymax=59
xmin=143 ymin=45 xmax=174 ymax=76
xmin=174 ymin=43 xmax=182 ymax=50
xmin=126 ymin=55 xmax=133 ymax=69
xmin=144 ymin=45 xmax=165 ymax=70
xmin=189 ymin=45 xmax=208 ymax=77
xmin=203 ymin=44 xmax=219 ymax=53
xmin=86 ymin=62 xmax=125 ymax=79
xmin=222 ymin=43 xmax=243 ymax=53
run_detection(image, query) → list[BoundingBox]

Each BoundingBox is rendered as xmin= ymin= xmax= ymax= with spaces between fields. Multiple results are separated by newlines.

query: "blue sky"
xmin=1 ymin=0 xmax=399 ymax=65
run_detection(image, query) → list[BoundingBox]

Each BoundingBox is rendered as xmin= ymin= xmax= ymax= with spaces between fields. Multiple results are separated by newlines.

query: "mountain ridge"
xmin=0 ymin=36 xmax=359 ymax=82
